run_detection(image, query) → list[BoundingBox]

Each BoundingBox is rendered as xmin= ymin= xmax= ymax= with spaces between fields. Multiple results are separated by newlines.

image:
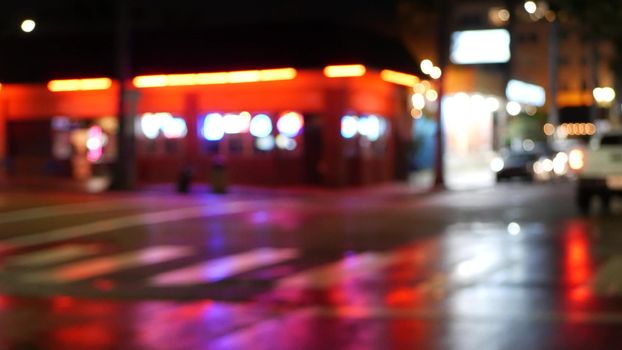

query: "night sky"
xmin=0 ymin=1 xmax=411 ymax=82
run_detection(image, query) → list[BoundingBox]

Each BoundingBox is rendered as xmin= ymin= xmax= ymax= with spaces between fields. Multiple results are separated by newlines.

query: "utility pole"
xmin=111 ymin=0 xmax=136 ymax=190
xmin=547 ymin=17 xmax=560 ymax=134
xmin=433 ymin=0 xmax=450 ymax=190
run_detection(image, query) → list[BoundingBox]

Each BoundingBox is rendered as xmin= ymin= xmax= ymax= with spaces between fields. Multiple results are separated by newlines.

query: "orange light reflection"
xmin=323 ymin=64 xmax=367 ymax=78
xmin=133 ymin=68 xmax=298 ymax=88
xmin=381 ymin=70 xmax=419 ymax=87
xmin=48 ymin=78 xmax=112 ymax=92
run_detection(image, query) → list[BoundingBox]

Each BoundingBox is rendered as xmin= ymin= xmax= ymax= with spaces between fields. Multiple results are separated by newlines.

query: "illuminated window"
xmin=86 ymin=126 xmax=104 ymax=163
xmin=341 ymin=115 xmax=359 ymax=139
xmin=162 ymin=118 xmax=188 ymax=139
xmin=276 ymin=134 xmax=297 ymax=151
xmin=277 ymin=112 xmax=304 ymax=138
xmin=140 ymin=113 xmax=187 ymax=140
xmin=250 ymin=114 xmax=273 ymax=138
xmin=201 ymin=113 xmax=225 ymax=141
xmin=358 ymin=115 xmax=382 ymax=141
xmin=255 ymin=136 xmax=275 ymax=152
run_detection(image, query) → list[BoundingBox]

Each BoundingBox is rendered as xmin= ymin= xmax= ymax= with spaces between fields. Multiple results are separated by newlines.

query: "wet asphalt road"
xmin=0 ymin=181 xmax=621 ymax=349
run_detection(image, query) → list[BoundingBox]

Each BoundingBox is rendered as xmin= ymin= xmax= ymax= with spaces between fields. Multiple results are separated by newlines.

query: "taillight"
xmin=568 ymin=149 xmax=584 ymax=170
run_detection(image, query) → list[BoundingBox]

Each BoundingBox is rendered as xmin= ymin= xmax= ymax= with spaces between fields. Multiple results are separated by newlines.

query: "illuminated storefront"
xmin=0 ymin=66 xmax=416 ymax=187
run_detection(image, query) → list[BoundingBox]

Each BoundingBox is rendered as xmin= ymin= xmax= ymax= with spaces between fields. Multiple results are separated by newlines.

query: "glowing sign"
xmin=341 ymin=115 xmax=359 ymax=139
xmin=48 ymin=78 xmax=112 ymax=92
xmin=380 ymin=70 xmax=419 ymax=87
xmin=86 ymin=126 xmax=104 ymax=163
xmin=161 ymin=118 xmax=188 ymax=139
xmin=140 ymin=113 xmax=187 ymax=139
xmin=276 ymin=134 xmax=297 ymax=151
xmin=451 ymin=29 xmax=511 ymax=64
xmin=133 ymin=68 xmax=297 ymax=88
xmin=506 ymin=80 xmax=546 ymax=107
xmin=256 ymin=136 xmax=275 ymax=151
xmin=223 ymin=112 xmax=251 ymax=134
xmin=358 ymin=115 xmax=381 ymax=141
xmin=201 ymin=113 xmax=225 ymax=141
xmin=323 ymin=65 xmax=366 ymax=78
xmin=277 ymin=112 xmax=304 ymax=138
xmin=250 ymin=114 xmax=273 ymax=138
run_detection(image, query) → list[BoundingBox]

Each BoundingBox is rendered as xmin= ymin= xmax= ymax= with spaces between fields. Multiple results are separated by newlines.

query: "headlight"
xmin=568 ymin=149 xmax=584 ymax=170
xmin=542 ymin=158 xmax=554 ymax=173
xmin=490 ymin=157 xmax=504 ymax=172
xmin=553 ymin=152 xmax=568 ymax=175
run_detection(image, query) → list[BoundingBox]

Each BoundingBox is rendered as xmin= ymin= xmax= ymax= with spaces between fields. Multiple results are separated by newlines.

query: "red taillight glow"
xmin=568 ymin=149 xmax=584 ymax=170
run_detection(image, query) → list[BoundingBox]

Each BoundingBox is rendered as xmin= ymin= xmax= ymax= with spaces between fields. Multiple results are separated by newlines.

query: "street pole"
xmin=589 ymin=41 xmax=600 ymax=123
xmin=111 ymin=0 xmax=136 ymax=190
xmin=433 ymin=0 xmax=450 ymax=190
xmin=547 ymin=17 xmax=560 ymax=141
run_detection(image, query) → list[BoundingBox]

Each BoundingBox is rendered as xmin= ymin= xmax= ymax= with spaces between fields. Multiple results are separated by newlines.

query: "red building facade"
xmin=0 ymin=66 xmax=416 ymax=187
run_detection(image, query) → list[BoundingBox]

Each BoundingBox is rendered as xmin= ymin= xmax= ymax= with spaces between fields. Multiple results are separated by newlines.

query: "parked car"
xmin=490 ymin=151 xmax=540 ymax=181
xmin=572 ymin=130 xmax=622 ymax=212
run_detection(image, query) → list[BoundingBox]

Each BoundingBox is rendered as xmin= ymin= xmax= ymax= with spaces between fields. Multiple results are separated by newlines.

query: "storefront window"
xmin=138 ymin=112 xmax=187 ymax=155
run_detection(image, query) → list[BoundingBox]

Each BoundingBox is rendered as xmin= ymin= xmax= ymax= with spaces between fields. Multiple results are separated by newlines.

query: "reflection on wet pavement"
xmin=0 ymin=185 xmax=622 ymax=349
xmin=0 ymin=218 xmax=620 ymax=349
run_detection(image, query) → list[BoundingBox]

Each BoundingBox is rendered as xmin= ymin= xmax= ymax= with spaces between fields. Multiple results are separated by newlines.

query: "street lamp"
xmin=420 ymin=59 xmax=434 ymax=75
xmin=20 ymin=19 xmax=36 ymax=33
xmin=593 ymin=87 xmax=616 ymax=106
xmin=430 ymin=67 xmax=442 ymax=80
xmin=593 ymin=87 xmax=616 ymax=122
xmin=524 ymin=1 xmax=537 ymax=15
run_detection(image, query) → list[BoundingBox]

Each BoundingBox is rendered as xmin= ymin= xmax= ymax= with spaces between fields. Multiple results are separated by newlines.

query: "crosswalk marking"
xmin=275 ymin=252 xmax=395 ymax=290
xmin=6 ymin=245 xmax=99 ymax=267
xmin=150 ymin=248 xmax=299 ymax=286
xmin=22 ymin=245 xmax=194 ymax=284
xmin=0 ymin=201 xmax=258 ymax=252
xmin=0 ymin=199 xmax=145 ymax=224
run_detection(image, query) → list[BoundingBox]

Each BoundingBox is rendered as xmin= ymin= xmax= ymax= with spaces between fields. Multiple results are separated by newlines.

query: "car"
xmin=490 ymin=151 xmax=540 ymax=181
xmin=572 ymin=130 xmax=622 ymax=212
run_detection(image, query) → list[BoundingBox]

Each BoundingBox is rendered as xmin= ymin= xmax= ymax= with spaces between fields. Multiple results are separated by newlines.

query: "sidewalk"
xmin=0 ymin=174 xmax=434 ymax=199
xmin=0 ymin=175 xmax=111 ymax=193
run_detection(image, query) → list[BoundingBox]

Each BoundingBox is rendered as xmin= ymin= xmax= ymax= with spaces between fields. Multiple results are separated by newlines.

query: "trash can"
xmin=210 ymin=156 xmax=227 ymax=194
xmin=176 ymin=166 xmax=193 ymax=194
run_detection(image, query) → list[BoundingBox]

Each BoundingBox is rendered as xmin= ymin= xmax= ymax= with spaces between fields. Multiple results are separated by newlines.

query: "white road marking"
xmin=0 ymin=201 xmax=257 ymax=252
xmin=23 ymin=245 xmax=194 ymax=283
xmin=151 ymin=248 xmax=299 ymax=286
xmin=6 ymin=245 xmax=99 ymax=267
xmin=0 ymin=199 xmax=146 ymax=224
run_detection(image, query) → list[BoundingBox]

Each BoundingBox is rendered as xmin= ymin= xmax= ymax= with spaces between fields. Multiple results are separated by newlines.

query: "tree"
xmin=552 ymin=0 xmax=622 ymax=122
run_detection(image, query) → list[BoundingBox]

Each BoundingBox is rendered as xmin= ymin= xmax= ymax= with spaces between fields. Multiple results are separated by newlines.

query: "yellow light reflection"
xmin=323 ymin=64 xmax=366 ymax=78
xmin=48 ymin=78 xmax=112 ymax=92
xmin=133 ymin=68 xmax=298 ymax=88
xmin=380 ymin=69 xmax=419 ymax=87
xmin=259 ymin=68 xmax=297 ymax=81
xmin=227 ymin=70 xmax=261 ymax=83
xmin=167 ymin=74 xmax=199 ymax=86
xmin=132 ymin=75 xmax=168 ymax=88
xmin=197 ymin=72 xmax=228 ymax=85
